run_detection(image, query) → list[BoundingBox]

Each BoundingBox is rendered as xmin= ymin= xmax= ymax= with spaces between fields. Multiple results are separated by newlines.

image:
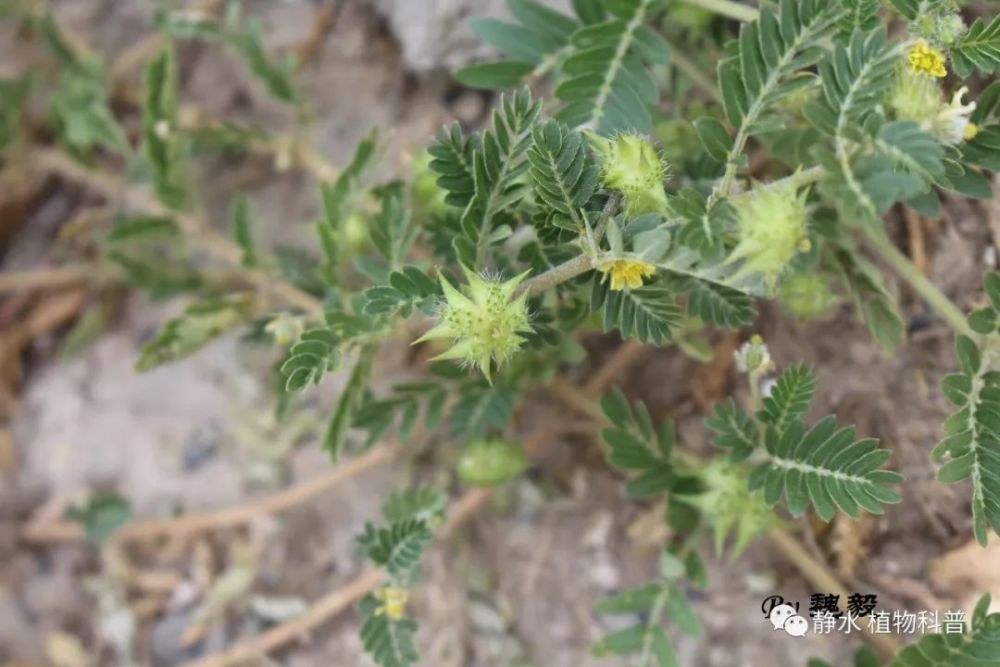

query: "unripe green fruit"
xmin=727 ymin=179 xmax=809 ymax=288
xmin=344 ymin=212 xmax=369 ymax=254
xmin=457 ymin=438 xmax=529 ymax=486
xmin=779 ymin=273 xmax=836 ymax=321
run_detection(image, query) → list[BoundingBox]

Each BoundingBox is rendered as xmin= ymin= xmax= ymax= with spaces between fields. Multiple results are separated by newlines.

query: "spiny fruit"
xmin=676 ymin=459 xmax=777 ymax=557
xmin=415 ymin=266 xmax=532 ymax=383
xmin=589 ymin=132 xmax=670 ymax=217
xmin=727 ymin=179 xmax=810 ymax=288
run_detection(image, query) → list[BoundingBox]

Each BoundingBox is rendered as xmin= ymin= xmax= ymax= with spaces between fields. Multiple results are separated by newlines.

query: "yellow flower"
xmin=907 ymin=40 xmax=947 ymax=78
xmin=964 ymin=122 xmax=979 ymax=141
xmin=374 ymin=587 xmax=409 ymax=620
xmin=597 ymin=258 xmax=656 ymax=291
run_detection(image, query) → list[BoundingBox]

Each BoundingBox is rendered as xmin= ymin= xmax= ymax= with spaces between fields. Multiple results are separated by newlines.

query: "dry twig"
xmin=20 ymin=444 xmax=394 ymax=544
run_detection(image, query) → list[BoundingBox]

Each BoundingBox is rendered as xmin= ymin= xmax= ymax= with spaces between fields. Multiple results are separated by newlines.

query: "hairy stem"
xmin=679 ymin=0 xmax=758 ymax=23
xmin=593 ymin=192 xmax=623 ymax=243
xmin=514 ymin=193 xmax=622 ymax=298
xmin=865 ymin=230 xmax=973 ymax=337
xmin=516 ymin=254 xmax=598 ymax=298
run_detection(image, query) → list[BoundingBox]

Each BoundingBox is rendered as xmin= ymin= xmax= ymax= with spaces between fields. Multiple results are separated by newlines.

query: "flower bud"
xmin=914 ymin=12 xmax=966 ymax=47
xmin=374 ymin=587 xmax=409 ymax=620
xmin=265 ymin=313 xmax=305 ymax=346
xmin=457 ymin=438 xmax=529 ymax=486
xmin=727 ymin=179 xmax=809 ymax=286
xmin=589 ymin=132 xmax=670 ymax=217
xmin=415 ymin=267 xmax=532 ymax=383
xmin=734 ymin=334 xmax=774 ymax=375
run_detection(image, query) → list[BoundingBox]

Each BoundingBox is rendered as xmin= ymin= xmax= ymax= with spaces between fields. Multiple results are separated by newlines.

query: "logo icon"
xmin=762 ymin=595 xmax=808 ymax=637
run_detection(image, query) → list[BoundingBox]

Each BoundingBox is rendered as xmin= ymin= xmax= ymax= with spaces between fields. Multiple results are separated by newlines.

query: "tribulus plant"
xmin=6 ymin=0 xmax=1000 ymax=665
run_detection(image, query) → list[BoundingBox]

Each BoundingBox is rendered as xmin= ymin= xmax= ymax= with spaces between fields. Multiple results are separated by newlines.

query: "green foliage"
xmin=322 ymin=345 xmax=375 ymax=461
xmin=829 ymin=246 xmax=905 ymax=352
xmin=37 ymin=14 xmax=127 ymax=154
xmin=136 ymin=296 xmax=252 ymax=371
xmin=144 ymin=49 xmax=187 ymax=209
xmin=354 ymin=381 xmax=447 ymax=445
xmin=427 ymin=123 xmax=477 ymax=209
xmin=527 ymin=119 xmax=600 ymax=230
xmin=706 ymin=399 xmax=757 ymax=461
xmin=888 ymin=594 xmax=1000 ymax=666
xmin=228 ymin=18 xmax=298 ymax=103
xmin=280 ymin=327 xmax=341 ymax=392
xmin=369 ymin=194 xmax=416 ymax=268
xmin=51 ymin=57 xmax=128 ymax=154
xmin=105 ymin=216 xmax=179 ymax=244
xmin=718 ymin=0 xmax=841 ymax=138
xmin=429 ymin=88 xmax=541 ymax=266
xmin=554 ymin=0 xmax=665 ymax=134
xmin=382 ymin=488 xmax=447 ymax=524
xmin=361 ymin=518 xmax=434 ymax=579
xmin=600 ymin=387 xmax=675 ymax=499
xmin=318 ymin=129 xmax=379 ymax=273
xmin=457 ymin=0 xmax=579 ymax=88
xmin=950 ymin=15 xmax=1000 ymax=78
xmin=355 ymin=486 xmax=443 ymax=667
xmin=757 ymin=363 xmax=815 ymax=435
xmin=670 ymin=188 xmax=733 ymax=255
xmin=664 ymin=274 xmax=755 ymax=329
xmin=230 ymin=196 xmax=258 ymax=267
xmin=837 ymin=0 xmax=881 ymax=37
xmin=0 ymin=75 xmax=31 ymax=152
xmin=964 ymin=125 xmax=1000 ymax=172
xmin=449 ymin=382 xmax=516 ymax=439
xmin=362 ymin=266 xmax=441 ymax=317
xmin=806 ymin=28 xmax=922 ymax=226
xmin=157 ymin=5 xmax=297 ymax=104
xmin=457 ymin=0 xmax=667 ymax=134
xmin=591 ymin=550 xmax=700 ymax=667
xmin=708 ymin=365 xmax=903 ymax=521
xmin=750 ymin=414 xmax=902 ymax=521
xmin=933 ymin=272 xmax=1000 ymax=545
xmin=591 ymin=276 xmax=680 ymax=345
xmin=65 ymin=493 xmax=131 ymax=542
xmin=358 ymin=595 xmax=419 ymax=667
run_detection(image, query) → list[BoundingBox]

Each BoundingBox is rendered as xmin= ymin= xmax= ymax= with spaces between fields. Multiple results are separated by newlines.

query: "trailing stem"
xmin=865 ymin=230 xmax=973 ymax=337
